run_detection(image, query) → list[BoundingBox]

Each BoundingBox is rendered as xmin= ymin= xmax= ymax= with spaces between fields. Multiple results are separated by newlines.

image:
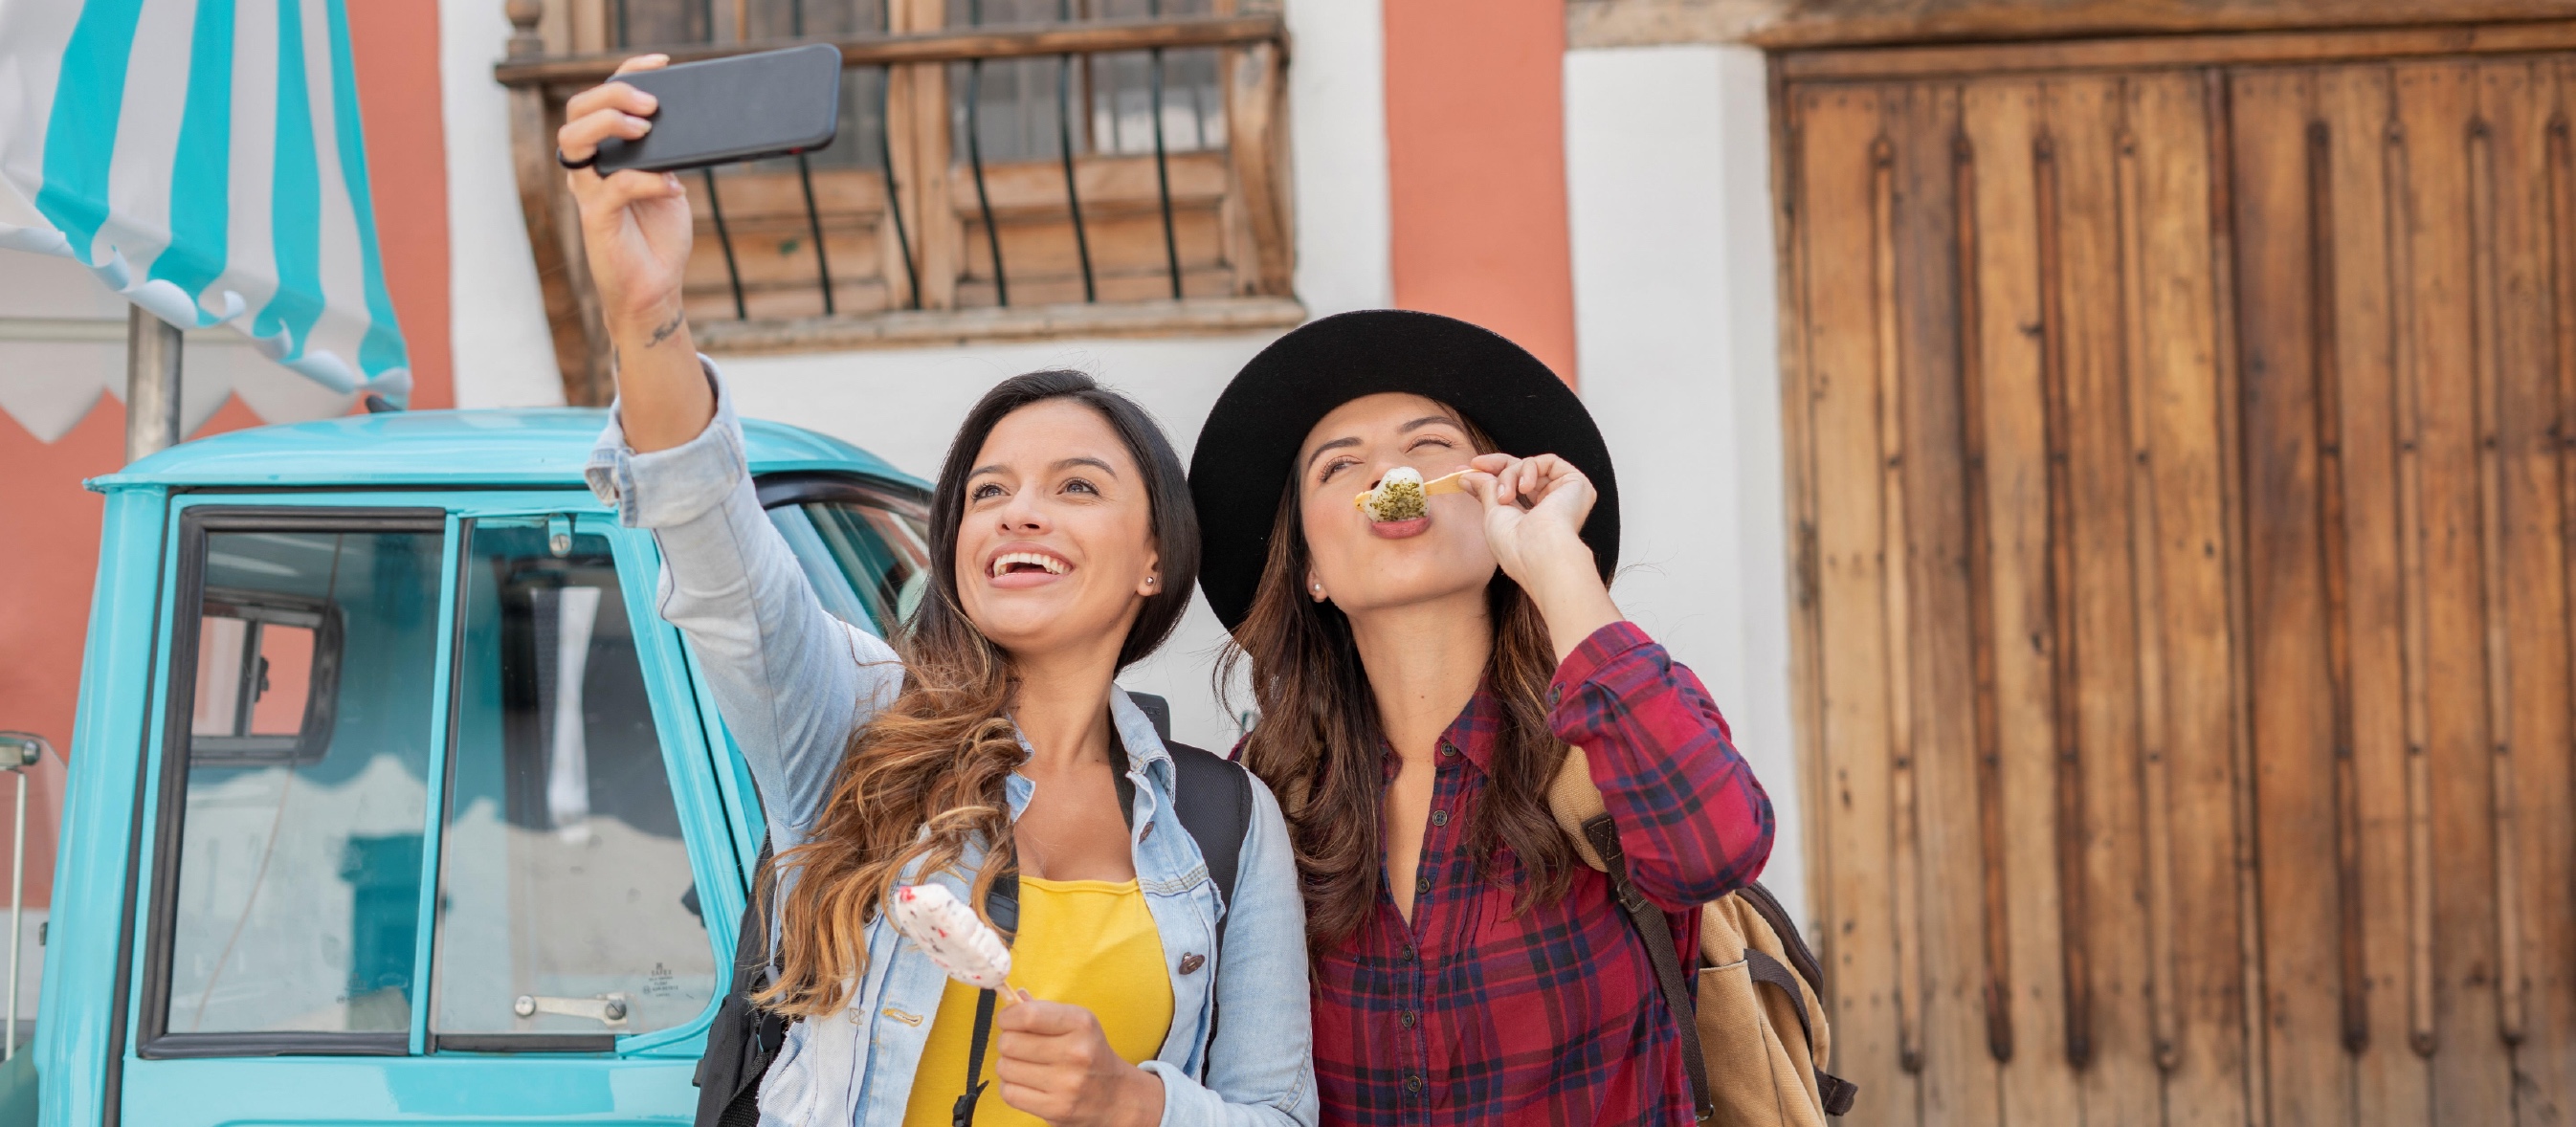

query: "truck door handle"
xmin=513 ymin=992 xmax=633 ymax=1029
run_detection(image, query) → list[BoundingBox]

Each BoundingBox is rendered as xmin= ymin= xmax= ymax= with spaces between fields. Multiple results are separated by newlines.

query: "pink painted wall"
xmin=1381 ymin=0 xmax=1579 ymax=385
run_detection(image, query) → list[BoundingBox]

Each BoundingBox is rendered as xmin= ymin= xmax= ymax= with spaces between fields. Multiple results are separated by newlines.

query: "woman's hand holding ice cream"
xmin=1460 ymin=453 xmax=1620 ymax=662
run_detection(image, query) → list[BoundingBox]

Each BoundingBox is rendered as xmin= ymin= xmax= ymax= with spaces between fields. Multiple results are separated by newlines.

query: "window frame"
xmin=136 ymin=506 xmax=446 ymax=1061
xmin=189 ymin=587 xmax=345 ymax=766
xmin=753 ymin=469 xmax=933 ymax=516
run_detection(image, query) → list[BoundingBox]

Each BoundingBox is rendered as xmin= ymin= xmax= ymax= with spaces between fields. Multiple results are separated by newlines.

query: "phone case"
xmin=593 ymin=43 xmax=842 ymax=174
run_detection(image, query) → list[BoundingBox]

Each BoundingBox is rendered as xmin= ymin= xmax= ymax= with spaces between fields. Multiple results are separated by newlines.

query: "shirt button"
xmin=1406 ymin=1074 xmax=1424 ymax=1094
xmin=1399 ymin=945 xmax=1415 ymax=962
xmin=1438 ymin=740 xmax=1457 ymax=757
xmin=1430 ymin=809 xmax=1449 ymax=828
xmin=1399 ymin=1011 xmax=1416 ymax=1028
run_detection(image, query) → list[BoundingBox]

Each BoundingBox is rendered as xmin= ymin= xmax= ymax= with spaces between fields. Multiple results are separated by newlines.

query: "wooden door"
xmin=1776 ymin=24 xmax=2576 ymax=1127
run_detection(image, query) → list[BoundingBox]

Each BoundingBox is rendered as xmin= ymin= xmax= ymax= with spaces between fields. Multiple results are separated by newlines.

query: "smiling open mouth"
xmin=989 ymin=551 xmax=1070 ymax=579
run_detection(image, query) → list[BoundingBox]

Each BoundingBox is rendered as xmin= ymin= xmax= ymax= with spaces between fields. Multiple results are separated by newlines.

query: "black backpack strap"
xmin=1166 ymin=744 xmax=1252 ymax=907
xmin=1132 ymin=688 xmax=1255 ymax=1079
xmin=1582 ymin=815 xmax=1714 ymax=1125
xmin=1166 ymin=740 xmax=1252 ymax=1078
xmin=698 ymin=837 xmax=788 ymax=1127
xmin=952 ymin=988 xmax=1001 ymax=1127
xmin=1130 ymin=692 xmax=1176 ymax=749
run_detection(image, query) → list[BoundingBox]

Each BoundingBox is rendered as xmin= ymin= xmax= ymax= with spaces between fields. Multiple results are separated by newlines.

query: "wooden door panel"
xmin=2120 ymin=71 xmax=2251 ymax=1127
xmin=2514 ymin=62 xmax=2576 ymax=1127
xmin=1790 ymin=79 xmax=1917 ymax=1127
xmin=1957 ymin=77 xmax=2091 ymax=1127
xmin=2230 ymin=63 xmax=2359 ymax=1127
xmin=1880 ymin=79 xmax=2010 ymax=1127
xmin=1782 ymin=37 xmax=2576 ymax=1127
xmin=2042 ymin=74 xmax=2170 ymax=1127
xmin=2469 ymin=58 xmax=2576 ymax=1127
xmin=2387 ymin=60 xmax=2520 ymax=1127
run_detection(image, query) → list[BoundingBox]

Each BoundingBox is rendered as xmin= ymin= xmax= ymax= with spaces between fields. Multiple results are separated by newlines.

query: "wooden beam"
xmin=495 ymin=13 xmax=1285 ymax=87
xmin=1777 ymin=19 xmax=2576 ymax=80
xmin=503 ymin=0 xmax=611 ymax=407
xmin=1746 ymin=0 xmax=2576 ymax=51
xmin=692 ymin=295 xmax=1303 ymax=353
xmin=1224 ymin=41 xmax=1294 ymax=296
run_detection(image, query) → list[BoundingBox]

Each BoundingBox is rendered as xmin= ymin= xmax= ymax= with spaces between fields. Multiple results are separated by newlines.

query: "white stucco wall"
xmin=1564 ymin=45 xmax=1806 ymax=926
xmin=1282 ymin=0 xmax=1393 ymax=318
xmin=439 ymin=0 xmax=568 ymax=409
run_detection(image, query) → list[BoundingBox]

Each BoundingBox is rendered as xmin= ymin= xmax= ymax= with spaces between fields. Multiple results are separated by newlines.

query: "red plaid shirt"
xmin=1295 ymin=621 xmax=1775 ymax=1126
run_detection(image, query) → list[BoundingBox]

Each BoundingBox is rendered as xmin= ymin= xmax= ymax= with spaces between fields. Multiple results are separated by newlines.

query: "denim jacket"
xmin=585 ymin=362 xmax=1316 ymax=1127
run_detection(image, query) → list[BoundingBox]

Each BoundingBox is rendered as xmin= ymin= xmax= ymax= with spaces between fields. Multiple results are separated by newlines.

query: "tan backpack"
xmin=1549 ymin=752 xmax=1858 ymax=1125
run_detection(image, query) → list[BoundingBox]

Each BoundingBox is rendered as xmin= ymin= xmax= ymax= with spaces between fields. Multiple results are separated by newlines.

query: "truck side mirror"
xmin=0 ymin=733 xmax=45 ymax=771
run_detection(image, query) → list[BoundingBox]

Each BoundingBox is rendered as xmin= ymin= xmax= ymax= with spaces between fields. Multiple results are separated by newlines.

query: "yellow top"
xmin=899 ymin=877 xmax=1175 ymax=1127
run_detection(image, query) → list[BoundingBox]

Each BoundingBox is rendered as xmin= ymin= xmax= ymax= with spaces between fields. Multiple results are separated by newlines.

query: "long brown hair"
xmin=756 ymin=370 xmax=1200 ymax=1017
xmin=1217 ymin=426 xmax=1575 ymax=949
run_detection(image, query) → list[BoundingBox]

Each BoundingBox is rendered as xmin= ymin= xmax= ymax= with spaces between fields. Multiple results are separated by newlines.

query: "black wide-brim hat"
xmin=1188 ymin=309 xmax=1619 ymax=633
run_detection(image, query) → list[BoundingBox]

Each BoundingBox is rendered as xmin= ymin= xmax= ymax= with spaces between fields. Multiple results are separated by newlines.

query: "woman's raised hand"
xmin=557 ymin=55 xmax=712 ymax=452
xmin=1461 ymin=453 xmax=1622 ymax=662
xmin=993 ymin=994 xmax=1165 ymax=1127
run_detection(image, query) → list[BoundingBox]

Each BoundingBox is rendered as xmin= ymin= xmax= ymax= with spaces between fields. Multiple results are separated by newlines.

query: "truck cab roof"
xmin=86 ymin=408 xmax=921 ymax=492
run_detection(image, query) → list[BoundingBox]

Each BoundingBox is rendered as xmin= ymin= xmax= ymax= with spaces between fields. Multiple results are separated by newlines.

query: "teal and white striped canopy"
xmin=0 ymin=0 xmax=410 ymax=407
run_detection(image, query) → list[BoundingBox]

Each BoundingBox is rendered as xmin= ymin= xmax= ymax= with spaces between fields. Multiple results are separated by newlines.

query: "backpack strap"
xmin=699 ymin=838 xmax=788 ymax=1127
xmin=1129 ymin=692 xmax=1253 ymax=908
xmin=951 ymin=988 xmax=1001 ymax=1127
xmin=1130 ymin=691 xmax=1253 ymax=1073
xmin=1582 ymin=815 xmax=1714 ymax=1125
xmin=1735 ymin=881 xmax=1828 ymax=997
xmin=1741 ymin=947 xmax=1859 ymax=1116
xmin=1164 ymin=740 xmax=1252 ymax=1074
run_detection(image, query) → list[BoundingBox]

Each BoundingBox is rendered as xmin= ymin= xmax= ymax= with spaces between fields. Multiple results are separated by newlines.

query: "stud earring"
xmin=1144 ymin=576 xmax=1155 ymax=586
xmin=1312 ymin=583 xmax=1324 ymax=595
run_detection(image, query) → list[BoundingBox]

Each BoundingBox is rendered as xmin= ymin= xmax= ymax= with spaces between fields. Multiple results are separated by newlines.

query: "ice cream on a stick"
xmin=1353 ymin=466 xmax=1469 ymax=521
xmin=887 ymin=883 xmax=1015 ymax=996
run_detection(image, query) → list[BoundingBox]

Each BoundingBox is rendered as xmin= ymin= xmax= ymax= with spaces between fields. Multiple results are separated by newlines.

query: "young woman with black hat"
xmin=1188 ymin=310 xmax=1777 ymax=1125
xmin=555 ymin=59 xmax=1316 ymax=1127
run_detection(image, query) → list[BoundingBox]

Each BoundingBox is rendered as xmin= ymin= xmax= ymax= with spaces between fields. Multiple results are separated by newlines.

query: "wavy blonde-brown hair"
xmin=754 ymin=370 xmax=1200 ymax=1017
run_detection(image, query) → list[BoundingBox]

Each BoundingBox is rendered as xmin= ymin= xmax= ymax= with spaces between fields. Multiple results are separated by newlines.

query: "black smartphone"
xmin=592 ymin=43 xmax=842 ymax=174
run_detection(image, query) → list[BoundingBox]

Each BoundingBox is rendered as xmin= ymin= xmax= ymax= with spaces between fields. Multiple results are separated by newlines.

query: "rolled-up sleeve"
xmin=1547 ymin=621 xmax=1774 ymax=911
xmin=585 ymin=359 xmax=900 ymax=849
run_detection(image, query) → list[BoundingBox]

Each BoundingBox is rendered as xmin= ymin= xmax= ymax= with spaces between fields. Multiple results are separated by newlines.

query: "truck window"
xmin=191 ymin=590 xmax=335 ymax=763
xmin=431 ymin=519 xmax=714 ymax=1045
xmin=156 ymin=525 xmax=444 ymax=1044
xmin=765 ymin=490 xmax=934 ymax=636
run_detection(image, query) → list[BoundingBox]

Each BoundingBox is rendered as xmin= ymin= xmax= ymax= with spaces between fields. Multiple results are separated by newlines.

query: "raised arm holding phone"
xmin=558 ymin=55 xmax=711 ymax=452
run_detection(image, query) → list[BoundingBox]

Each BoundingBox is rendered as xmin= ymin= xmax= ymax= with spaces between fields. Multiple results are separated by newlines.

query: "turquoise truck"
xmin=14 ymin=407 xmax=936 ymax=1125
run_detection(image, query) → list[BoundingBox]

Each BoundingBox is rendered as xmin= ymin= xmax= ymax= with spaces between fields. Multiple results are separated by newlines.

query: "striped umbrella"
xmin=0 ymin=0 xmax=411 ymax=417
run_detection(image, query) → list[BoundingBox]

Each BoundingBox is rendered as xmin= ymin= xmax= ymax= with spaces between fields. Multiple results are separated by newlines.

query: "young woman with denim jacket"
xmin=558 ymin=57 xmax=1316 ymax=1127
